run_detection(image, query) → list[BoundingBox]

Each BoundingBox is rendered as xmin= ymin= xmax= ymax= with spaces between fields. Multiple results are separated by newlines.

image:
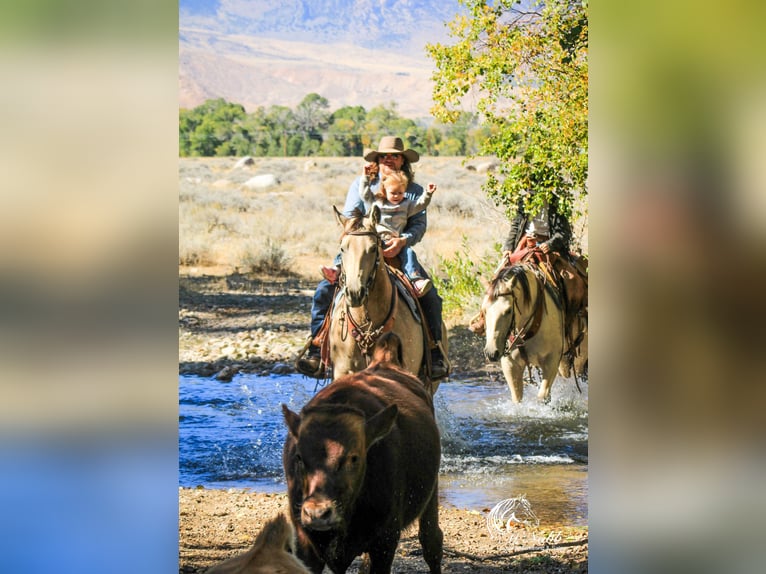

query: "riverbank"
xmin=178 ymin=274 xmax=589 ymax=572
xmin=179 ymin=272 xmax=494 ymax=381
xmin=179 ymin=488 xmax=588 ymax=573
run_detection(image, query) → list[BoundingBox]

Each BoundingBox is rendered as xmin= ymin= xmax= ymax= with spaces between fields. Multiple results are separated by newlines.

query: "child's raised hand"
xmin=364 ymin=162 xmax=379 ymax=178
xmin=427 ymin=183 xmax=437 ymax=195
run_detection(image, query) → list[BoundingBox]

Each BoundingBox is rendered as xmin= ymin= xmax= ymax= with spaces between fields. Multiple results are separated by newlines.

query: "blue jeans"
xmin=310 ymin=279 xmax=335 ymax=338
xmin=399 ymin=246 xmax=427 ymax=281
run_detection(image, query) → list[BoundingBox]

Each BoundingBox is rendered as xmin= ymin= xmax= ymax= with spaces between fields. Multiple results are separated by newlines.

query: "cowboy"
xmin=296 ymin=136 xmax=449 ymax=380
xmin=503 ymin=193 xmax=572 ymax=261
xmin=472 ymin=192 xmax=587 ymax=350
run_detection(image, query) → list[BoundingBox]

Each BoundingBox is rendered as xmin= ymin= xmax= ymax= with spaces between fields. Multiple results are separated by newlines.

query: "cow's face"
xmin=282 ymin=404 xmax=397 ymax=531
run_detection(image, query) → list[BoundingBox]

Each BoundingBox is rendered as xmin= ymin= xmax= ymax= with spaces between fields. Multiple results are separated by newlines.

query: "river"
xmin=179 ymin=372 xmax=588 ymax=526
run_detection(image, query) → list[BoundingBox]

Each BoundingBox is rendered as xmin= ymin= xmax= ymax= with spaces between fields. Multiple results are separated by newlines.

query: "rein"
xmin=505 ymin=270 xmax=547 ymax=354
xmin=344 ymin=271 xmax=398 ymax=357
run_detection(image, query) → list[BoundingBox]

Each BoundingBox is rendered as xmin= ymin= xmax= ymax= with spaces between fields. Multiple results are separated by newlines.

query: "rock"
xmin=222 ymin=345 xmax=235 ymax=356
xmin=215 ymin=365 xmax=238 ymax=382
xmin=234 ymin=156 xmax=255 ymax=169
xmin=270 ymin=363 xmax=292 ymax=375
xmin=243 ymin=174 xmax=279 ymax=190
xmin=476 ymin=160 xmax=499 ymax=174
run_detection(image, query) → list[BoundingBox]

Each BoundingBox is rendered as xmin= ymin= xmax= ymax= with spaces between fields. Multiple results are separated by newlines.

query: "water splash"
xmin=179 ymin=372 xmax=588 ymax=523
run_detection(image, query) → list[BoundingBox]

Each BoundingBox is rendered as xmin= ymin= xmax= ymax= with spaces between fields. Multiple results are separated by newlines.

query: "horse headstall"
xmin=339 ymin=229 xmax=383 ymax=301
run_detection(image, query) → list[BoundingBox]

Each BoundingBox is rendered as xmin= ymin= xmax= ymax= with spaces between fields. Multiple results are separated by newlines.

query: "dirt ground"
xmin=178 ymin=271 xmax=588 ymax=572
xmin=179 ymin=488 xmax=587 ymax=573
xmin=179 ymin=272 xmax=492 ymax=380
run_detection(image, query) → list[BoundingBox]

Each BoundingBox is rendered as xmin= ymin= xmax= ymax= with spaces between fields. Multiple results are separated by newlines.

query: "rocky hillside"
xmin=179 ymin=0 xmax=463 ymax=117
xmin=180 ymin=0 xmax=457 ymax=49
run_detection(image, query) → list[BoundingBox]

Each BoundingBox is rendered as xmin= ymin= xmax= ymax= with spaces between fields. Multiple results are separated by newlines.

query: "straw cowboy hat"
xmin=363 ymin=136 xmax=420 ymax=163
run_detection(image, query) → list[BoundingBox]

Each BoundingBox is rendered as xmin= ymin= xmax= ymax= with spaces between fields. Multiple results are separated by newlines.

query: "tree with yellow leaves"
xmin=428 ymin=0 xmax=587 ymax=220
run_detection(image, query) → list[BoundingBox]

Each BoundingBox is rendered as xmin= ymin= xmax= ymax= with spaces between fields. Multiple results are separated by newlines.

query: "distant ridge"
xmin=179 ymin=0 xmax=463 ymax=118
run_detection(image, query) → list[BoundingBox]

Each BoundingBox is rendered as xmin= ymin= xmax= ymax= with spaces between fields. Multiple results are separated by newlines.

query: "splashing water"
xmin=179 ymin=372 xmax=588 ymax=524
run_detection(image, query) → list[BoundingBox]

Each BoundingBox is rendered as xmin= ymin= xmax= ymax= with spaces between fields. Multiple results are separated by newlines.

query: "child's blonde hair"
xmin=376 ymin=171 xmax=409 ymax=201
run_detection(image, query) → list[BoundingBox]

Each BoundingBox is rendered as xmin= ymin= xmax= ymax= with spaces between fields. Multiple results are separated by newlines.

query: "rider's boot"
xmin=468 ymin=310 xmax=486 ymax=336
xmin=430 ymin=345 xmax=449 ymax=380
xmin=295 ymin=344 xmax=325 ymax=378
xmin=412 ymin=277 xmax=432 ymax=297
xmin=320 ymin=265 xmax=339 ymax=284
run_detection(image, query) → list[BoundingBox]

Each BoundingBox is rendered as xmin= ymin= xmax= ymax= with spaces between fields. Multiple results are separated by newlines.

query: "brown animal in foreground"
xmin=205 ymin=513 xmax=310 ymax=574
xmin=369 ymin=331 xmax=404 ymax=367
xmin=282 ymin=334 xmax=443 ymax=573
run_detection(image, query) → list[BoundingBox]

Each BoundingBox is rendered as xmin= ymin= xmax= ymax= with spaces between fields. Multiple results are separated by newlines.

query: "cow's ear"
xmin=333 ymin=205 xmax=347 ymax=227
xmin=282 ymin=404 xmax=301 ymax=438
xmin=365 ymin=404 xmax=398 ymax=449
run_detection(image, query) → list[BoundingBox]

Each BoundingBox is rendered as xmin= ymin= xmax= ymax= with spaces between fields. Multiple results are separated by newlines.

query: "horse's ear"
xmin=333 ymin=205 xmax=347 ymax=227
xmin=369 ymin=204 xmax=380 ymax=228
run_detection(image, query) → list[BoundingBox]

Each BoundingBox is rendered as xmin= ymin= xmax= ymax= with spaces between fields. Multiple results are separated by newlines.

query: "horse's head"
xmin=335 ymin=205 xmax=382 ymax=307
xmin=482 ymin=265 xmax=534 ymax=361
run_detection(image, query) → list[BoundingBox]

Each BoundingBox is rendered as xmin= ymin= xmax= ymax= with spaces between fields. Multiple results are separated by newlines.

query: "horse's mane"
xmin=342 ymin=207 xmax=373 ymax=236
xmin=488 ymin=264 xmax=532 ymax=304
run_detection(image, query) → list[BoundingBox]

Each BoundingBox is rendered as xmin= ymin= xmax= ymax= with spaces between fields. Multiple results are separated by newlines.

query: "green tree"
xmin=362 ymin=103 xmax=427 ymax=154
xmin=325 ymin=105 xmax=367 ymax=156
xmin=239 ymin=107 xmax=271 ymax=156
xmin=179 ymin=95 xmax=489 ymax=158
xmin=264 ymin=105 xmax=296 ymax=156
xmin=179 ymin=98 xmax=249 ymax=157
xmin=424 ymin=126 xmax=442 ymax=155
xmin=179 ymin=108 xmax=201 ymax=156
xmin=294 ymin=93 xmax=330 ymax=154
xmin=188 ymin=116 xmax=219 ymax=156
xmin=428 ymin=0 xmax=588 ymax=219
xmin=435 ymin=136 xmax=463 ymax=156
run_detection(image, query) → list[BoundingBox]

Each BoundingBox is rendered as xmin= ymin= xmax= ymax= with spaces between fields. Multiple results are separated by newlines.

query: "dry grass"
xmin=179 ymin=156 xmax=509 ymax=281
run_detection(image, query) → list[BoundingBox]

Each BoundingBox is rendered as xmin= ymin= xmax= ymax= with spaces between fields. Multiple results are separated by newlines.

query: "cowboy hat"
xmin=363 ymin=136 xmax=419 ymax=163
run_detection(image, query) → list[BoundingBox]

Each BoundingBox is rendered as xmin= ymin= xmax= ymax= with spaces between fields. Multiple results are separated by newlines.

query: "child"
xmin=364 ymin=169 xmax=436 ymax=295
xmin=321 ymin=166 xmax=437 ymax=296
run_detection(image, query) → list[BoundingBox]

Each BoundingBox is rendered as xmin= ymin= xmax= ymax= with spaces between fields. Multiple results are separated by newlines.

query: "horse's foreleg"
xmin=537 ymin=359 xmax=560 ymax=404
xmin=501 ymin=355 xmax=524 ymax=403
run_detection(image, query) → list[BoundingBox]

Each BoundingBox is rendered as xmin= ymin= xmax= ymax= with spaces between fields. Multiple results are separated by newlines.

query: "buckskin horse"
xmin=480 ymin=262 xmax=570 ymax=403
xmin=328 ymin=206 xmax=446 ymax=393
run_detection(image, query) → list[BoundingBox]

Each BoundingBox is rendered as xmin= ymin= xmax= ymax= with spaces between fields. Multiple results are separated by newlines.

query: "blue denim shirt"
xmin=342 ymin=175 xmax=427 ymax=247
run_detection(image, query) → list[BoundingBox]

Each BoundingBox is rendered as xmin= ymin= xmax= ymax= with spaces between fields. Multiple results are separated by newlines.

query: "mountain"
xmin=179 ymin=0 xmax=463 ymax=118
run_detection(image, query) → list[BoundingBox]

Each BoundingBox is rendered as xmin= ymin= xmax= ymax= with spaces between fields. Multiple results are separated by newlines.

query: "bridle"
xmin=339 ymin=229 xmax=398 ymax=358
xmin=502 ymin=269 xmax=548 ymax=356
xmin=340 ymin=229 xmax=381 ymax=304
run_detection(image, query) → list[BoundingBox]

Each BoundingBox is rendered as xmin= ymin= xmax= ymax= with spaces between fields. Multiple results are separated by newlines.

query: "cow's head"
xmin=282 ymin=403 xmax=398 ymax=531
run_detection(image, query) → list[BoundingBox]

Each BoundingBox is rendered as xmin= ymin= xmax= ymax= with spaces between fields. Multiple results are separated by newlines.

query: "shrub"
xmin=178 ymin=237 xmax=216 ymax=267
xmin=432 ymin=236 xmax=501 ymax=318
xmin=240 ymin=239 xmax=294 ymax=275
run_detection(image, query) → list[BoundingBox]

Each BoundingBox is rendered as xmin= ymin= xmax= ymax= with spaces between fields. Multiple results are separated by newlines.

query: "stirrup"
xmin=430 ymin=340 xmax=451 ymax=380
